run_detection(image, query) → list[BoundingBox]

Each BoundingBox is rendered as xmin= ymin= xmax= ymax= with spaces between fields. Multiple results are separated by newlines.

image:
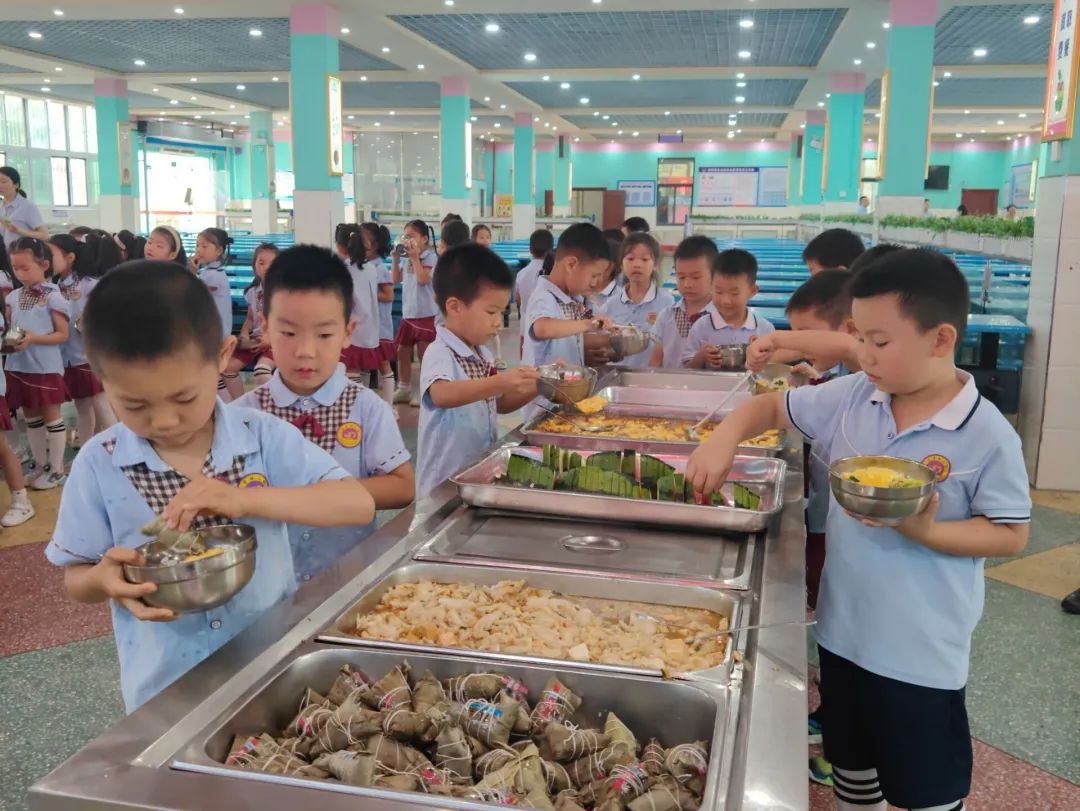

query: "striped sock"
xmin=833 ymin=767 xmax=885 ymax=810
xmin=45 ymin=419 xmax=66 ymax=474
xmin=912 ymin=803 xmax=965 ymax=811
xmin=25 ymin=417 xmax=45 ymax=470
xmin=252 ymin=364 xmax=274 ymax=385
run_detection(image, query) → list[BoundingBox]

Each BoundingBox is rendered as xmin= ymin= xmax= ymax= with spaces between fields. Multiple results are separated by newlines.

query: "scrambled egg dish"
xmin=534 ymin=414 xmax=781 ymax=448
xmin=842 ymin=466 xmax=923 ymax=488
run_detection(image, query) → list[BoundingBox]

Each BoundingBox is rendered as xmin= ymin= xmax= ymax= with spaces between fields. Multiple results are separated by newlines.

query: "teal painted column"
xmin=823 ymin=72 xmax=866 ymax=208
xmin=93 ymin=78 xmax=137 ymax=231
xmin=553 ymin=136 xmax=572 ymax=216
xmin=439 ymin=77 xmax=470 ymax=218
xmin=787 ymin=135 xmax=802 ymax=207
xmin=512 ymin=112 xmax=536 ymax=238
xmin=878 ymin=0 xmax=936 ymax=214
xmin=801 ymin=111 xmax=825 ymax=207
xmin=289 ymin=3 xmax=343 ymax=243
xmin=248 ymin=110 xmax=277 ymax=233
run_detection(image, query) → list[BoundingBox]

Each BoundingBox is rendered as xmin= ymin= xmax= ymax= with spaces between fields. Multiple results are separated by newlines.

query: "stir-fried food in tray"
xmin=534 ymin=413 xmax=782 ymax=448
xmin=349 ymin=580 xmax=728 ymax=673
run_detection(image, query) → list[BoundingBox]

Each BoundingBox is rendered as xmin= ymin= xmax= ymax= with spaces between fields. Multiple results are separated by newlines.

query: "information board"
xmin=617 ymin=180 xmax=656 ymax=207
xmin=757 ymin=167 xmax=788 ymax=207
xmin=1044 ymin=0 xmax=1080 ymax=141
xmin=696 ymin=166 xmax=787 ymax=207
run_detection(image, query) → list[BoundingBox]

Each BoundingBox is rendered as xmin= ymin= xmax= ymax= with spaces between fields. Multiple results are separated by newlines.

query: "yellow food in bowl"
xmin=842 ymin=467 xmax=923 ymax=488
xmin=183 ymin=546 xmax=226 ymax=563
xmin=574 ymin=395 xmax=609 ymax=415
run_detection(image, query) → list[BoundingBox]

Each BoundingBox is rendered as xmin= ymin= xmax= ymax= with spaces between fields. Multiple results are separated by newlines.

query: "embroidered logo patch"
xmin=921 ymin=454 xmax=951 ymax=483
xmin=647 ymin=311 xmax=659 ymax=325
xmin=239 ymin=473 xmax=268 ymax=488
xmin=337 ymin=421 xmax=362 ymax=448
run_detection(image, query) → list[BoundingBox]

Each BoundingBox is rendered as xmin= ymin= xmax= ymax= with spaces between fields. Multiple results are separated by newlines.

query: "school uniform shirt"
xmin=401 ymin=249 xmax=438 ymax=319
xmin=198 ymin=261 xmax=233 ymax=338
xmin=0 ymin=269 xmax=15 ymax=298
xmin=57 ymin=275 xmax=97 ymax=368
xmin=680 ymin=307 xmax=776 ymax=366
xmin=417 ymin=326 xmax=499 ymax=500
xmin=377 ymin=261 xmax=394 ymax=341
xmin=5 ymin=284 xmax=70 ymax=375
xmin=243 ymin=285 xmax=264 ymax=339
xmin=44 ymin=401 xmax=352 ymax=712
xmin=522 ymin=277 xmax=588 ymax=421
xmin=348 ymin=260 xmax=381 ymax=349
xmin=598 ymin=283 xmax=675 ymax=369
xmin=785 ymin=371 xmax=1031 ymax=690
xmin=589 ymin=277 xmax=620 ymax=312
xmin=805 ymin=364 xmax=851 ymax=534
xmin=515 ymin=259 xmax=545 ymax=344
xmin=233 ymin=365 xmax=409 ymax=582
xmin=0 ymin=194 xmax=44 ymax=248
xmin=650 ymin=301 xmax=716 ymax=369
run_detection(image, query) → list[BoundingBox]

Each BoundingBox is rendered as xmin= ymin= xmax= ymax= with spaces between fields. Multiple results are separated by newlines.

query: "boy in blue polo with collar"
xmin=688 ymin=248 xmax=1031 ymax=811
xmin=417 ymin=244 xmax=541 ymax=500
xmin=232 ymin=246 xmax=414 ymax=583
xmin=682 ymin=248 xmax=774 ymax=368
xmin=45 ymin=261 xmax=375 ymax=713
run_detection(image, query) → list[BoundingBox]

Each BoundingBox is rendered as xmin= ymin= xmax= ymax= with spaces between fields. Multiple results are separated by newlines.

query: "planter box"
xmin=880 ymin=226 xmax=940 ymax=247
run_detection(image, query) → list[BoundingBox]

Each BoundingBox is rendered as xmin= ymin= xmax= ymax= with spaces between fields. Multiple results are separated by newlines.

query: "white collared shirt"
xmin=0 ymin=194 xmax=44 ymax=248
xmin=598 ymin=282 xmax=675 ymax=368
xmin=680 ymin=306 xmax=775 ymax=365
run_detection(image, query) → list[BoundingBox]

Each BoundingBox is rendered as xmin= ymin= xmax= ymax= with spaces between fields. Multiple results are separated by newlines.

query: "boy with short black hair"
xmin=46 ymin=261 xmax=375 ymax=712
xmin=232 ymin=245 xmax=414 ymax=583
xmin=438 ymin=219 xmax=471 ymax=253
xmin=689 ymin=247 xmax=1031 ymax=811
xmin=418 ymin=244 xmax=540 ymax=499
xmin=650 ymin=235 xmax=718 ymax=368
xmin=621 ymin=216 xmax=650 ymax=235
xmin=682 ymin=248 xmax=774 ymax=368
xmin=802 ymin=228 xmax=866 ymax=274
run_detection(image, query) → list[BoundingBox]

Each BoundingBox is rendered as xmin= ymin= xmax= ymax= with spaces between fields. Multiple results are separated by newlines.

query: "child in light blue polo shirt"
xmin=649 ymin=235 xmax=718 ymax=369
xmin=598 ymin=232 xmax=674 ymax=368
xmin=688 ymin=248 xmax=1030 ymax=811
xmin=682 ymin=248 xmax=774 ymax=368
xmin=417 ymin=245 xmax=540 ymax=500
xmin=232 ymin=246 xmax=414 ymax=583
xmin=45 ymin=261 xmax=375 ymax=713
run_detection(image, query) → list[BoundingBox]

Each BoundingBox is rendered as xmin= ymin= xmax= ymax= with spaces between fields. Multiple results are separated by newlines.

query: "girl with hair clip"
xmin=191 ymin=227 xmax=238 ymax=399
xmin=598 ymin=232 xmax=673 ymax=368
xmin=49 ymin=234 xmax=117 ymax=444
xmin=5 ymin=237 xmax=71 ymax=491
xmin=226 ymin=242 xmax=279 ymax=388
xmin=341 ymin=225 xmax=385 ymax=387
xmin=143 ymin=225 xmax=188 ymax=267
xmin=361 ymin=222 xmax=398 ymax=404
xmin=391 ymin=218 xmax=437 ymax=406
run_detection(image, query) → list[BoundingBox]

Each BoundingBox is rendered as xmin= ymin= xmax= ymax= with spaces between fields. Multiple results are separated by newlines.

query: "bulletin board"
xmin=696 ymin=166 xmax=788 ymax=207
xmin=1010 ymin=162 xmax=1035 ymax=208
xmin=617 ymin=180 xmax=656 ymax=207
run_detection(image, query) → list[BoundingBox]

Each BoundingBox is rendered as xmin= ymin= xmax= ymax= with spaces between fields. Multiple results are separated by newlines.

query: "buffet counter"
xmin=29 ymin=427 xmax=808 ymax=811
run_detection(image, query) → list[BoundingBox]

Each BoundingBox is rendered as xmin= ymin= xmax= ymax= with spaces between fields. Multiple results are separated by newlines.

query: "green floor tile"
xmin=988 ymin=505 xmax=1080 ymax=566
xmin=0 ymin=636 xmax=123 ymax=811
xmin=968 ymin=579 xmax=1080 ymax=785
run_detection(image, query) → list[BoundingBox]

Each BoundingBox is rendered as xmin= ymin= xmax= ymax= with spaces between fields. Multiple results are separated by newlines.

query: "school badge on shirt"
xmin=647 ymin=311 xmax=659 ymax=325
xmin=239 ymin=473 xmax=269 ymax=488
xmin=921 ymin=453 xmax=951 ymax=482
xmin=337 ymin=422 xmax=362 ymax=448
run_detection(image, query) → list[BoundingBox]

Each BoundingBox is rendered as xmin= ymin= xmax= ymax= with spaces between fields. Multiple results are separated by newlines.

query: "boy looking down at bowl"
xmin=417 ymin=244 xmax=540 ymax=500
xmin=682 ymin=248 xmax=774 ymax=369
xmin=44 ymin=261 xmax=374 ymax=713
xmin=687 ymin=248 xmax=1030 ymax=811
xmin=232 ymin=246 xmax=414 ymax=584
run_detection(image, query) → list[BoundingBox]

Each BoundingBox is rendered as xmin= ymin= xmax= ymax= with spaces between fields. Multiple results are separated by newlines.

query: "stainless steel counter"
xmin=29 ymin=444 xmax=808 ymax=811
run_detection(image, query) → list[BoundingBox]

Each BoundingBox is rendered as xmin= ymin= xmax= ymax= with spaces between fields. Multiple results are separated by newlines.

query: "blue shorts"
xmin=819 ymin=646 xmax=972 ymax=808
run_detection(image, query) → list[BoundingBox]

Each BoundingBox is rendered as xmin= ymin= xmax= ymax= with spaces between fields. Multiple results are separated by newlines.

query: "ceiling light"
xmin=882 ymin=21 xmax=891 ymax=29
xmin=485 ymin=22 xmax=500 ymax=33
xmin=499 ymin=103 xmax=506 ymax=109
xmin=134 ymin=58 xmax=146 ymax=66
xmin=602 ymin=114 xmax=610 ymax=119
xmin=664 ymin=110 xmax=671 ymax=116
xmin=593 ymin=111 xmax=599 ymax=116
xmin=28 ymin=30 xmax=43 ymax=39
xmin=739 ymin=19 xmax=754 ymax=29
xmin=874 ymin=112 xmax=881 ymax=117
xmin=866 ymin=41 xmax=876 ymax=49
xmin=483 ymin=96 xmax=491 ymax=102
xmin=470 ymin=115 xmax=478 ymax=121
xmin=618 ymin=130 xmax=623 ymax=135
xmin=272 ymin=76 xmax=280 ymax=82
xmin=826 ymin=92 xmax=831 ymax=98
xmin=817 ymin=101 xmax=825 ymax=107
xmin=580 ymin=97 xmax=590 ymax=104
xmin=632 ymin=130 xmax=640 ymax=136
xmin=43 ymin=78 xmax=51 ymax=84
xmin=544 ymin=122 xmax=550 ymax=128
xmin=524 ymin=52 xmax=537 ymax=62
xmin=853 ymin=58 xmax=862 ymax=65
xmin=40 ymin=87 xmax=51 ymax=93
xmin=973 ymin=47 xmax=988 ymax=57
xmin=170 ymin=99 xmax=179 ymax=105
xmin=249 ymin=28 xmax=262 ymax=37
xmin=190 ymin=77 xmax=197 ymax=82
xmin=800 ymin=123 xmax=806 ymax=128
xmin=735 ymin=95 xmax=746 ymax=103
xmin=933 ymin=81 xmax=940 ymax=87
xmin=542 ymin=75 xmax=550 ymax=81
xmin=980 ymin=129 xmax=986 ymax=133
xmin=417 ymin=63 xmax=425 ymax=70
xmin=361 ymin=75 xmax=368 ymax=81
xmin=382 ymin=46 xmax=390 ymax=53
xmin=230 ymin=121 xmax=237 ymax=125
xmin=676 ymin=129 xmax=683 ymax=134
xmin=997 ymin=119 xmax=1005 ymax=125
xmin=493 ymin=122 xmax=501 ymax=128
xmin=611 ymin=122 xmax=617 ymax=126
xmin=736 ymin=81 xmax=747 ymax=88
xmin=190 ymin=95 xmax=197 ymax=100
xmin=560 ymin=82 xmax=571 ymax=89
xmin=348 ymin=114 xmax=356 ymax=120
xmin=1024 ymin=15 xmax=1040 ymax=25
xmin=174 ymin=6 xmax=184 ymax=14
xmin=964 ymin=109 xmax=971 ymax=114
xmin=229 ymin=104 xmax=236 ymax=109
xmin=194 ymin=114 xmax=202 ymax=119
xmin=574 ymin=136 xmax=580 ymax=142
xmin=736 ymin=72 xmax=745 ymax=79
xmin=340 ymin=27 xmax=350 ymax=34
xmin=53 ymin=8 xmax=64 ymax=16
xmin=534 ymin=115 xmax=540 ymax=122
xmin=943 ymin=71 xmax=952 ymax=78
xmin=1018 ymin=112 xmax=1028 ymax=118
xmin=389 ymin=110 xmax=396 ymax=115
xmin=956 ymin=132 xmax=963 ymax=138
xmin=444 ymin=0 xmax=454 ymax=5
xmin=236 ymin=84 xmax=246 ymax=90
xmin=152 ymin=87 xmax=159 ymax=92
xmin=54 ymin=66 xmax=62 ymax=72
xmin=374 ymin=121 xmax=381 ymax=126
xmin=632 ymin=73 xmax=641 ymax=80
xmin=728 ymin=131 xmax=735 ymax=138
xmin=707 ymin=138 xmax=713 ymax=143
xmin=412 ymin=131 xmax=418 ymax=135
xmin=738 ymin=50 xmax=751 ymax=59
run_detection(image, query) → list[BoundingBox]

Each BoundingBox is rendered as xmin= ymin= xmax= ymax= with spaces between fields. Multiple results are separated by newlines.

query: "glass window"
xmin=27 ymin=99 xmax=49 ymax=149
xmin=47 ymin=101 xmax=67 ymax=151
xmin=67 ymin=105 xmax=86 ymax=153
xmin=86 ymin=106 xmax=97 ymax=154
xmin=30 ymin=157 xmax=52 ymax=207
xmin=6 ymin=153 xmax=29 ymax=186
xmin=51 ymin=157 xmax=70 ymax=206
xmin=3 ymin=95 xmax=25 ymax=147
xmin=87 ymin=159 xmax=99 ymax=205
xmin=69 ymin=157 xmax=87 ymax=206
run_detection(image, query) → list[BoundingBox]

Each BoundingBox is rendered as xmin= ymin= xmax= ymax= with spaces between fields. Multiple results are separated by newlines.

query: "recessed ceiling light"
xmin=340 ymin=27 xmax=350 ymax=34
xmin=194 ymin=114 xmax=202 ymax=119
xmin=43 ymin=78 xmax=51 ymax=84
xmin=174 ymin=6 xmax=184 ymax=13
xmin=738 ymin=50 xmax=751 ymax=59
xmin=970 ymin=138 xmax=975 ymax=142
xmin=735 ymin=95 xmax=745 ymax=103
xmin=817 ymin=101 xmax=825 ymax=107
xmin=664 ymin=110 xmax=671 ymax=116
xmin=54 ymin=66 xmax=62 ymax=72
xmin=374 ymin=121 xmax=381 ymax=126
xmin=736 ymin=72 xmax=745 ymax=79
xmin=134 ymin=59 xmax=146 ymax=66
xmin=997 ymin=119 xmax=1005 ymax=125
xmin=632 ymin=130 xmax=640 ymax=136
xmin=483 ymin=96 xmax=491 ymax=102
xmin=1019 ymin=112 xmax=1028 ymax=118
xmin=973 ymin=47 xmax=988 ymax=57
xmin=190 ymin=95 xmax=197 ymax=100
xmin=485 ymin=22 xmax=500 ymax=33
xmin=417 ymin=63 xmax=425 ymax=70
xmin=955 ymin=132 xmax=962 ymax=138
xmin=360 ymin=75 xmax=368 ymax=81
xmin=533 ymin=116 xmax=540 ymax=122
xmin=943 ymin=71 xmax=952 ymax=78
xmin=249 ymin=28 xmax=262 ymax=37
xmin=245 ymin=114 xmax=251 ymax=119
xmin=574 ymin=136 xmax=580 ymax=142
xmin=412 ymin=131 xmax=418 ymax=135
xmin=853 ymin=58 xmax=862 ymax=65
xmin=494 ymin=122 xmax=501 ymax=128
xmin=40 ymin=87 xmax=51 ymax=93
xmin=579 ymin=97 xmax=589 ymax=104
xmin=236 ymin=84 xmax=246 ymax=90
xmin=1024 ymin=15 xmax=1040 ymax=24
xmin=229 ymin=103 xmax=235 ymax=109
xmin=676 ymin=129 xmax=683 ymax=134
xmin=933 ymin=81 xmax=940 ymax=87
xmin=28 ymin=30 xmax=43 ymax=39
xmin=800 ymin=123 xmax=805 ymax=128
xmin=707 ymin=138 xmax=713 ymax=143
xmin=382 ymin=46 xmax=390 ymax=53
xmin=632 ymin=73 xmax=641 ymax=80
xmin=736 ymin=81 xmax=747 ymax=88
xmin=964 ymin=109 xmax=971 ymax=114
xmin=230 ymin=121 xmax=237 ymax=125
xmin=618 ymin=130 xmax=624 ymax=135
xmin=980 ymin=129 xmax=986 ymax=133
xmin=593 ymin=111 xmax=599 ymax=116
xmin=882 ymin=21 xmax=891 ymax=29
xmin=500 ymin=103 xmax=507 ymax=109
xmin=739 ymin=19 xmax=754 ymax=29
xmin=560 ymin=82 xmax=571 ymax=89
xmin=190 ymin=77 xmax=197 ymax=82
xmin=53 ymin=8 xmax=64 ymax=16
xmin=728 ymin=131 xmax=735 ymax=138
xmin=866 ymin=41 xmax=876 ymax=49
xmin=170 ymin=99 xmax=179 ymax=105
xmin=444 ymin=0 xmax=454 ymax=6
xmin=602 ymin=114 xmax=610 ymax=120
xmin=524 ymin=52 xmax=537 ymax=62
xmin=611 ymin=122 xmax=617 ymax=126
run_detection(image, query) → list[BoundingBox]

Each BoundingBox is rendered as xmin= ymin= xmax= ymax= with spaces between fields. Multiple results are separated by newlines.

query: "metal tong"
xmin=685 ymin=372 xmax=752 ymax=441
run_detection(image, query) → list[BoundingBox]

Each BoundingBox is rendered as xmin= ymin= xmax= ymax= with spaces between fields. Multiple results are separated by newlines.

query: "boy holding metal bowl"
xmin=688 ymin=248 xmax=1031 ymax=811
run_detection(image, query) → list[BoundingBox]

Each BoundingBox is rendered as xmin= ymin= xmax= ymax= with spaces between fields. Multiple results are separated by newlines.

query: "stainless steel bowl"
xmin=609 ymin=325 xmax=652 ymax=360
xmin=752 ymin=362 xmax=810 ymax=394
xmin=829 ymin=456 xmax=936 ymax=526
xmin=2 ymin=326 xmax=26 ymax=347
xmin=123 ymin=524 xmax=258 ymax=614
xmin=536 ymin=363 xmax=597 ymax=404
xmin=713 ymin=343 xmax=747 ymax=371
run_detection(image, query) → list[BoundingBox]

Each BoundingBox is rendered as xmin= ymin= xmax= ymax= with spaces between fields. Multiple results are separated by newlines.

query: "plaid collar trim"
xmin=254 ymin=378 xmax=362 ymax=452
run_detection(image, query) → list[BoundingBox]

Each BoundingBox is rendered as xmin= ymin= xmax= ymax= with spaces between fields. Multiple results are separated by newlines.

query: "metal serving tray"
xmin=522 ymin=403 xmax=784 ymax=458
xmin=595 ymin=385 xmax=752 ymax=413
xmin=318 ymin=561 xmax=742 ymax=679
xmin=411 ymin=510 xmax=756 ymax=590
xmin=602 ymin=367 xmax=748 ymax=391
xmin=171 ymin=645 xmax=730 ymax=810
xmin=452 ymin=448 xmax=785 ymax=533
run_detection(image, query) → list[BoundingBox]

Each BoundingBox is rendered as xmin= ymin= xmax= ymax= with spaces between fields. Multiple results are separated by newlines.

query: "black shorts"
xmin=819 ymin=646 xmax=972 ymax=809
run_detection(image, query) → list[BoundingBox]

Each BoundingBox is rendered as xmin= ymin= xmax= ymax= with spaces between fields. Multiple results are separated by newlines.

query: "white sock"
xmin=833 ymin=768 xmax=885 ymax=811
xmin=253 ymin=363 xmax=274 ymax=386
xmin=91 ymin=393 xmax=116 ymax=432
xmin=25 ymin=418 xmax=45 ymax=469
xmin=46 ymin=419 xmax=66 ymax=474
xmin=10 ymin=487 xmax=29 ymax=506
xmin=74 ymin=398 xmax=95 ymax=441
xmin=380 ymin=373 xmax=395 ymax=403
